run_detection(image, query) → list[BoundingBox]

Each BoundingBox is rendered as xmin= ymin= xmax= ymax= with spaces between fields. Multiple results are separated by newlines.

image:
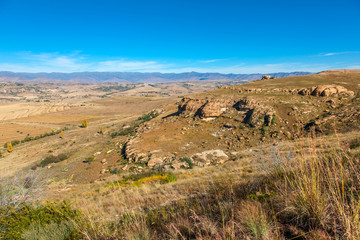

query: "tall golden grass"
xmin=71 ymin=136 xmax=360 ymax=239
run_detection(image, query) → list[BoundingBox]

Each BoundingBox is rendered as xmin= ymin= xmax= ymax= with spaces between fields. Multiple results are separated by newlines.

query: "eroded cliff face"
xmin=177 ymin=96 xmax=275 ymax=127
xmin=177 ymin=97 xmax=237 ymax=118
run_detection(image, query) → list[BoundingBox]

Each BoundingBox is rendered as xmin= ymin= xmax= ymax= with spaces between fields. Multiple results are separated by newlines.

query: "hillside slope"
xmin=121 ymin=70 xmax=360 ymax=169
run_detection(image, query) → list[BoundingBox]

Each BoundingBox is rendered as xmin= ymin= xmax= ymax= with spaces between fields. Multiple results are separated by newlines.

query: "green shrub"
xmin=111 ymin=111 xmax=160 ymax=138
xmin=271 ymin=114 xmax=276 ymax=125
xmin=180 ymin=157 xmax=194 ymax=169
xmin=32 ymin=153 xmax=68 ymax=170
xmin=0 ymin=202 xmax=81 ymax=240
xmin=111 ymin=123 xmax=140 ymax=137
xmin=110 ymin=168 xmax=120 ymax=174
xmin=83 ymin=156 xmax=94 ymax=164
xmin=137 ymin=111 xmax=159 ymax=122
xmin=11 ymin=140 xmax=20 ymax=146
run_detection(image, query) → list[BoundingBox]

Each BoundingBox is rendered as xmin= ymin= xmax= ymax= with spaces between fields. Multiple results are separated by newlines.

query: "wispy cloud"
xmin=0 ymin=51 xmax=358 ymax=74
xmin=318 ymin=51 xmax=360 ymax=57
xmin=199 ymin=59 xmax=224 ymax=63
xmin=96 ymin=60 xmax=171 ymax=71
xmin=0 ymin=52 xmax=169 ymax=73
xmin=159 ymin=63 xmax=329 ymax=74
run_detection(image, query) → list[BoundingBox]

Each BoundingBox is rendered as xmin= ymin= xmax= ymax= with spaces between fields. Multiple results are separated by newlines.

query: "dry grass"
xmin=0 ymin=123 xmax=52 ymax=146
xmin=67 ymin=136 xmax=360 ymax=239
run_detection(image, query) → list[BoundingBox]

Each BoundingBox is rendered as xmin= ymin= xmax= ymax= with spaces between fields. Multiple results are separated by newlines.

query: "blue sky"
xmin=0 ymin=0 xmax=359 ymax=73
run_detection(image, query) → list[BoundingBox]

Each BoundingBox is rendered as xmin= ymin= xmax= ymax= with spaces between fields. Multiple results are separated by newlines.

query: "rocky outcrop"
xmin=233 ymin=98 xmax=275 ymax=127
xmin=178 ymin=97 xmax=276 ymax=127
xmin=191 ymin=150 xmax=228 ymax=167
xmin=298 ymin=85 xmax=354 ymax=97
xmin=178 ymin=97 xmax=206 ymax=116
xmin=178 ymin=97 xmax=237 ymax=118
xmin=200 ymin=101 xmax=230 ymax=118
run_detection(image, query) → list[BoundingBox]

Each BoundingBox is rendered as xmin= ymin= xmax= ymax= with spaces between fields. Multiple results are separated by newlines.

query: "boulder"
xmin=147 ymin=157 xmax=163 ymax=167
xmin=192 ymin=149 xmax=228 ymax=167
xmin=199 ymin=101 xmax=228 ymax=118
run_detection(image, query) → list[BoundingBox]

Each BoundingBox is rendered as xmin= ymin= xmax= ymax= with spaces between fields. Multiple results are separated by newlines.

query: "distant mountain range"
xmin=0 ymin=71 xmax=313 ymax=83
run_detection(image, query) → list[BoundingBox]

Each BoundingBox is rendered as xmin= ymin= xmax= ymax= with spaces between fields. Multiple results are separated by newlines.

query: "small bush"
xmin=83 ymin=156 xmax=94 ymax=164
xmin=0 ymin=202 xmax=81 ymax=239
xmin=137 ymin=111 xmax=159 ymax=122
xmin=111 ymin=111 xmax=159 ymax=138
xmin=109 ymin=168 xmax=120 ymax=174
xmin=180 ymin=157 xmax=194 ymax=169
xmin=349 ymin=138 xmax=360 ymax=149
xmin=32 ymin=153 xmax=69 ymax=170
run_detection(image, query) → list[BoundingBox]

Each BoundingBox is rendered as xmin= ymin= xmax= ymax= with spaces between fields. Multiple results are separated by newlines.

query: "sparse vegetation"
xmin=3 ymin=129 xmax=64 ymax=149
xmin=137 ymin=110 xmax=160 ymax=121
xmin=83 ymin=156 xmax=94 ymax=164
xmin=31 ymin=153 xmax=69 ymax=170
xmin=111 ymin=111 xmax=160 ymax=138
xmin=105 ymin=169 xmax=176 ymax=188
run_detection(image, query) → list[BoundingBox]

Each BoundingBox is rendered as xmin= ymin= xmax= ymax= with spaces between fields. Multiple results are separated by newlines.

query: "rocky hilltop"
xmin=120 ymin=70 xmax=360 ymax=170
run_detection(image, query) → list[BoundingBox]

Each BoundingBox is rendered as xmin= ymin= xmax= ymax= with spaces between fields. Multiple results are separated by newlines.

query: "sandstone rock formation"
xmin=178 ymin=97 xmax=237 ymax=118
xmin=177 ymin=97 xmax=276 ymax=127
xmin=298 ymin=85 xmax=354 ymax=97
xmin=192 ymin=149 xmax=228 ymax=167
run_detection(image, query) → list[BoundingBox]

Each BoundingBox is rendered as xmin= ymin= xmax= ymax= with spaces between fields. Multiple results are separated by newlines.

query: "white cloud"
xmin=0 ymin=51 xmax=358 ymax=74
xmin=318 ymin=51 xmax=360 ymax=57
xmin=199 ymin=59 xmax=223 ymax=63
xmin=157 ymin=63 xmax=330 ymax=74
xmin=0 ymin=52 xmax=169 ymax=73
xmin=96 ymin=60 xmax=171 ymax=71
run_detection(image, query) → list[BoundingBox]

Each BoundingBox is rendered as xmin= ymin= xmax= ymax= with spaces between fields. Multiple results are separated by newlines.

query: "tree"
xmin=99 ymin=126 xmax=105 ymax=134
xmin=7 ymin=143 xmax=13 ymax=153
xmin=60 ymin=131 xmax=64 ymax=138
xmin=81 ymin=119 xmax=88 ymax=128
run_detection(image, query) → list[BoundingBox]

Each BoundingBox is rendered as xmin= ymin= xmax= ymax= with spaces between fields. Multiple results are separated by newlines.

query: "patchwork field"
xmin=0 ymin=103 xmax=72 ymax=121
xmin=0 ymin=123 xmax=53 ymax=146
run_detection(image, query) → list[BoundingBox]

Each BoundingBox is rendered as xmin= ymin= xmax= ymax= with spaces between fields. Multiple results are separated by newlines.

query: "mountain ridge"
xmin=0 ymin=71 xmax=313 ymax=83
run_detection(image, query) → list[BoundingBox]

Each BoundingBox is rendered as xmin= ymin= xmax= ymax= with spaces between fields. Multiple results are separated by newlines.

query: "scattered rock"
xmin=94 ymin=152 xmax=101 ymax=156
xmin=147 ymin=157 xmax=164 ymax=167
xmin=192 ymin=149 xmax=228 ymax=167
